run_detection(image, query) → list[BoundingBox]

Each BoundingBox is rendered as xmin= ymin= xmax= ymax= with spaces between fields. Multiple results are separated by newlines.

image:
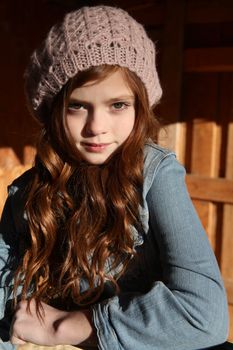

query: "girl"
xmin=0 ymin=5 xmax=229 ymax=350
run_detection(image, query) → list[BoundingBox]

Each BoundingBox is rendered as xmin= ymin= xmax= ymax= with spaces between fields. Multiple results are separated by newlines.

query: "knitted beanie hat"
xmin=24 ymin=5 xmax=162 ymax=121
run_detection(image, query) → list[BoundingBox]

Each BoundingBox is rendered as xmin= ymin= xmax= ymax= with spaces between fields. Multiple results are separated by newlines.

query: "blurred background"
xmin=0 ymin=0 xmax=233 ymax=341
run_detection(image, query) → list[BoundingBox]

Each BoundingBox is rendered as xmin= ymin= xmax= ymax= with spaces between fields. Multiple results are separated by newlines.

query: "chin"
xmin=78 ymin=147 xmax=120 ymax=165
xmin=81 ymin=154 xmax=110 ymax=165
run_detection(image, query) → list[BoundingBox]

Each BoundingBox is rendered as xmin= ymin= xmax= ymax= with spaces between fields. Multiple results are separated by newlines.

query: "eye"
xmin=112 ymin=102 xmax=130 ymax=111
xmin=67 ymin=102 xmax=86 ymax=112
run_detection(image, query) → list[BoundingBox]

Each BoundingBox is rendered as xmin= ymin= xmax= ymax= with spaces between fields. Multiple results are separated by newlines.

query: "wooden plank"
xmin=191 ymin=199 xmax=216 ymax=248
xmin=159 ymin=123 xmax=187 ymax=164
xmin=191 ymin=121 xmax=217 ymax=174
xmin=225 ymin=115 xmax=233 ymax=176
xmin=188 ymin=75 xmax=220 ymax=251
xmin=192 ymin=200 xmax=209 ymax=232
xmin=224 ymin=278 xmax=233 ymax=305
xmin=186 ymin=0 xmax=233 ymax=24
xmin=221 ymin=75 xmax=233 ymax=286
xmin=183 ymin=74 xmax=219 ymax=172
xmin=228 ymin=305 xmax=233 ymax=342
xmin=123 ymin=0 xmax=233 ymax=25
xmin=184 ymin=48 xmax=233 ymax=72
xmin=23 ymin=145 xmax=36 ymax=166
xmin=217 ymin=74 xmax=233 ymax=341
xmin=0 ymin=165 xmax=30 ymax=216
xmin=0 ymin=146 xmax=35 ymax=170
xmin=0 ymin=147 xmax=21 ymax=169
xmin=183 ymin=73 xmax=222 ymax=258
xmin=124 ymin=2 xmax=163 ymax=26
xmin=160 ymin=0 xmax=184 ymax=124
xmin=186 ymin=175 xmax=233 ymax=204
xmin=191 ymin=200 xmax=222 ymax=255
xmin=158 ymin=0 xmax=185 ymax=158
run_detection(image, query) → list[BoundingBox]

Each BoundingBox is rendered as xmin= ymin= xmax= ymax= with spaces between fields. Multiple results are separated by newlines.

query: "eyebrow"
xmin=69 ymin=95 xmax=135 ymax=104
xmin=107 ymin=95 xmax=135 ymax=102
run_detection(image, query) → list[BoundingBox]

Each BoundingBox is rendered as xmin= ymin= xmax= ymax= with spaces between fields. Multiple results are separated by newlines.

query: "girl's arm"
xmin=0 ymin=186 xmax=21 ymax=349
xmin=4 ymin=157 xmax=229 ymax=349
xmin=1 ymin=181 xmax=96 ymax=347
xmin=91 ymin=154 xmax=229 ymax=350
xmin=0 ymin=187 xmax=19 ymax=310
xmin=10 ymin=300 xmax=96 ymax=346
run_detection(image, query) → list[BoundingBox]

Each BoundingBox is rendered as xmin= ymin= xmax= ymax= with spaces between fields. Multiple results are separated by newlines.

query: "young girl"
xmin=0 ymin=5 xmax=229 ymax=350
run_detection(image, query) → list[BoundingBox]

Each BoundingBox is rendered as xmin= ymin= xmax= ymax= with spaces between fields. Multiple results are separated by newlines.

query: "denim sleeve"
xmin=0 ymin=188 xmax=19 ymax=349
xmin=92 ymin=154 xmax=229 ymax=350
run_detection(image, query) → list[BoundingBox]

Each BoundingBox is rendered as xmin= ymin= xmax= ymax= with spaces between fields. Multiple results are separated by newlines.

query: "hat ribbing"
xmin=24 ymin=6 xmax=162 ymax=120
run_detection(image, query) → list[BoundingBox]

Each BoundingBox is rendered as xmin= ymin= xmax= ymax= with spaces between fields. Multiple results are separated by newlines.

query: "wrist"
xmin=79 ymin=309 xmax=98 ymax=347
xmin=54 ymin=309 xmax=95 ymax=346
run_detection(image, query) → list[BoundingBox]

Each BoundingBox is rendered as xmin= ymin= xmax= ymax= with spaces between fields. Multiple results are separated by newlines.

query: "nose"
xmin=84 ymin=108 xmax=107 ymax=136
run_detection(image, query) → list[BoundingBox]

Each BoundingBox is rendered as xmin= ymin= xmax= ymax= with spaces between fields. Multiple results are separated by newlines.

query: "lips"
xmin=81 ymin=142 xmax=112 ymax=152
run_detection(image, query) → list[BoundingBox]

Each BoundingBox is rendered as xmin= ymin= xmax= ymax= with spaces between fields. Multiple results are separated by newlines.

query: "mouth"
xmin=81 ymin=142 xmax=112 ymax=152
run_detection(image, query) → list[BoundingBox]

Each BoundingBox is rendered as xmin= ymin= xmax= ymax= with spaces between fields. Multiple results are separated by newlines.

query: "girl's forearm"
xmin=11 ymin=300 xmax=97 ymax=347
xmin=55 ymin=309 xmax=97 ymax=346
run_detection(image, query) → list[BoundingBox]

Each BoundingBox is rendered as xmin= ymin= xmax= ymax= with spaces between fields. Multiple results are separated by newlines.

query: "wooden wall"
xmin=155 ymin=0 xmax=233 ymax=340
xmin=0 ymin=0 xmax=233 ymax=341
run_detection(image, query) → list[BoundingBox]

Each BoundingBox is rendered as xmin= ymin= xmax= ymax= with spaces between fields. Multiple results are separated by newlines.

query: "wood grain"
xmin=184 ymin=47 xmax=233 ymax=72
xmin=186 ymin=175 xmax=233 ymax=204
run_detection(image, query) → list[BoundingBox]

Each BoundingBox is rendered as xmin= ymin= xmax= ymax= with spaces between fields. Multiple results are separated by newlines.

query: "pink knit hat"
xmin=24 ymin=5 xmax=162 ymax=121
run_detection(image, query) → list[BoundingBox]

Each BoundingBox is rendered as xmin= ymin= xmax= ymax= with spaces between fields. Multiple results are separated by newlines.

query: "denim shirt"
xmin=0 ymin=143 xmax=229 ymax=350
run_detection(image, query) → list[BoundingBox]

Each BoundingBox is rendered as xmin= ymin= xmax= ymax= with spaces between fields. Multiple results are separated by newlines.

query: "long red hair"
xmin=13 ymin=65 xmax=160 ymax=309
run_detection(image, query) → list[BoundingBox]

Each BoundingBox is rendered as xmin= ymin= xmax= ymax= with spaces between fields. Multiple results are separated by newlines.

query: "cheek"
xmin=66 ymin=117 xmax=83 ymax=138
xmin=119 ymin=113 xmax=135 ymax=138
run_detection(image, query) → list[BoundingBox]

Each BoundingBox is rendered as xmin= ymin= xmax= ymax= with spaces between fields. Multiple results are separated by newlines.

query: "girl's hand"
xmin=10 ymin=299 xmax=95 ymax=346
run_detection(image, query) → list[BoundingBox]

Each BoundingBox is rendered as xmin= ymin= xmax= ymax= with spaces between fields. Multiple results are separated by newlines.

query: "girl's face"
xmin=66 ymin=70 xmax=135 ymax=165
